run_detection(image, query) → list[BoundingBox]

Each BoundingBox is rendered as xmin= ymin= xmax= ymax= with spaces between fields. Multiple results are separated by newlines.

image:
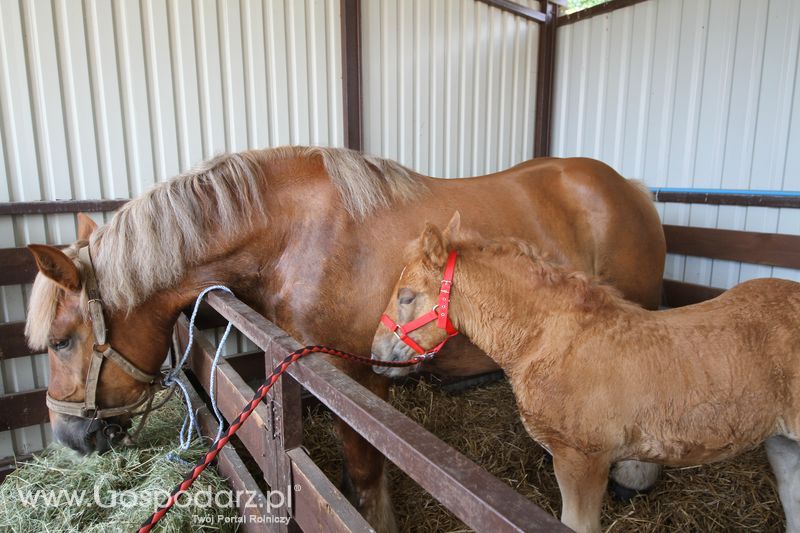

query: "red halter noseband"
xmin=380 ymin=251 xmax=459 ymax=357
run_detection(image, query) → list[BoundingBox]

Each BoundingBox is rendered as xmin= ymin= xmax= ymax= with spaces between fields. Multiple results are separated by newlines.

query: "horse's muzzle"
xmin=370 ymin=346 xmax=419 ymax=378
xmin=51 ymin=413 xmax=132 ymax=455
xmin=371 ymin=334 xmax=409 ymax=377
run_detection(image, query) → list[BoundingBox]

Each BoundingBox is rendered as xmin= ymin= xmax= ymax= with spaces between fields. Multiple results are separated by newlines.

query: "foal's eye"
xmin=398 ymin=288 xmax=416 ymax=305
xmin=49 ymin=338 xmax=71 ymax=351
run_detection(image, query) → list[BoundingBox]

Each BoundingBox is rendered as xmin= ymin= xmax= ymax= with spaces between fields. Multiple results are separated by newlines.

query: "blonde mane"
xmin=285 ymin=146 xmax=422 ymax=219
xmin=447 ymin=234 xmax=629 ymax=312
xmin=26 ymin=147 xmax=425 ymax=347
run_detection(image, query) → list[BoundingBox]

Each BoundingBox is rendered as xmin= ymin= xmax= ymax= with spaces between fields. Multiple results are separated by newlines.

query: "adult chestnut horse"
xmin=25 ymin=146 xmax=665 ymax=531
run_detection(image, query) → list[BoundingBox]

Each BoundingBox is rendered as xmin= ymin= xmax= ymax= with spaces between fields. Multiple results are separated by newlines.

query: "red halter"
xmin=380 ymin=251 xmax=459 ymax=356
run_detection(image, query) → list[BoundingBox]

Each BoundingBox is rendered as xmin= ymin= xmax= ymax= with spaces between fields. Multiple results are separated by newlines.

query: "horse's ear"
xmin=443 ymin=211 xmax=461 ymax=239
xmin=27 ymin=244 xmax=81 ymax=292
xmin=420 ymin=223 xmax=448 ymax=266
xmin=76 ymin=213 xmax=98 ymax=241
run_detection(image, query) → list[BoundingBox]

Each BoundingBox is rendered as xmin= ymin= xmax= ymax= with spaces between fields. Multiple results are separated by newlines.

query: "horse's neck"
xmin=451 ymin=254 xmax=596 ymax=373
xmin=173 ymin=181 xmax=353 ymax=336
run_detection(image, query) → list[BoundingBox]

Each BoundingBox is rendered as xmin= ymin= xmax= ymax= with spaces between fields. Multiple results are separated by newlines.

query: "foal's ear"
xmin=27 ymin=244 xmax=81 ymax=292
xmin=420 ymin=223 xmax=448 ymax=266
xmin=442 ymin=211 xmax=461 ymax=239
xmin=76 ymin=213 xmax=98 ymax=241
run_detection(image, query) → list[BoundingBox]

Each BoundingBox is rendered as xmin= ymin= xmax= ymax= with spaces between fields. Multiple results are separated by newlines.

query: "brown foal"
xmin=372 ymin=214 xmax=800 ymax=533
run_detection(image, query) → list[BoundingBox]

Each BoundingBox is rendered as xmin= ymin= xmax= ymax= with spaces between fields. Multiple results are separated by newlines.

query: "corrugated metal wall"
xmin=361 ymin=0 xmax=541 ymax=177
xmin=6 ymin=0 xmax=797 ymax=458
xmin=0 ymin=0 xmax=344 ymax=457
xmin=552 ymin=0 xmax=800 ymax=287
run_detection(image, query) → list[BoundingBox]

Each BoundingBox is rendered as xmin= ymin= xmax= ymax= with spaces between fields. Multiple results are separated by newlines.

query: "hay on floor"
xmin=303 ymin=377 xmax=784 ymax=532
xmin=0 ymin=394 xmax=239 ymax=533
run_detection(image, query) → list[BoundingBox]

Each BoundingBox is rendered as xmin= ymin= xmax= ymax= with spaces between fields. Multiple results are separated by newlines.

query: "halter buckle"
xmin=391 ymin=325 xmax=404 ymax=342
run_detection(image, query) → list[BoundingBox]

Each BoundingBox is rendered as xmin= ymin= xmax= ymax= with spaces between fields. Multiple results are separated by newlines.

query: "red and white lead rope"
xmin=137 ymin=345 xmax=432 ymax=533
xmin=139 ymin=252 xmax=460 ymax=531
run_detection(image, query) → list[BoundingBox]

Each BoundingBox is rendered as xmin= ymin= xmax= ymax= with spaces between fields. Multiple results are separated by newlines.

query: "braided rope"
xmin=164 ymin=285 xmax=234 ymax=450
xmin=138 ymin=345 xmax=429 ymax=532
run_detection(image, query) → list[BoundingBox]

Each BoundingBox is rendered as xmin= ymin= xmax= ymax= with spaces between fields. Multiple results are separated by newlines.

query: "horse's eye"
xmin=398 ymin=288 xmax=416 ymax=305
xmin=49 ymin=338 xmax=71 ymax=351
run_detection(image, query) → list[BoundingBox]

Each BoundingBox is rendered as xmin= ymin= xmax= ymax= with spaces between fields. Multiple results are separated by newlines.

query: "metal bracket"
xmin=269 ymin=397 xmax=280 ymax=440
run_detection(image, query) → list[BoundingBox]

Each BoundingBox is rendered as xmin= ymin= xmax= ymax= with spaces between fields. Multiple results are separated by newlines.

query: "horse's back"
xmin=657 ymin=277 xmax=800 ymax=335
xmin=581 ymin=277 xmax=800 ymax=460
xmin=499 ymin=157 xmax=666 ymax=310
xmin=652 ymin=277 xmax=800 ymax=400
xmin=428 ymin=157 xmax=665 ymax=310
xmin=724 ymin=278 xmax=800 ymax=364
xmin=699 ymin=278 xmax=800 ymax=317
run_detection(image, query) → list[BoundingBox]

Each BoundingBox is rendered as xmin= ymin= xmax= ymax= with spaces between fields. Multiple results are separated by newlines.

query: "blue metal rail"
xmin=650 ymin=187 xmax=800 ymax=208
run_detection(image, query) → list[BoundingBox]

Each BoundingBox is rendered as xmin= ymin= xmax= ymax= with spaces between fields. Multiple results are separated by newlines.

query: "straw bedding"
xmin=2 ymin=378 xmax=782 ymax=532
xmin=303 ymin=376 xmax=784 ymax=532
xmin=0 ymin=394 xmax=239 ymax=533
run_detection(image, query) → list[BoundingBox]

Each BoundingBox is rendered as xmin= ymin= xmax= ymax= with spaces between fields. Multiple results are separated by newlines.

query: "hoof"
xmin=609 ymin=460 xmax=661 ymax=498
xmin=608 ymin=480 xmax=649 ymax=502
xmin=339 ymin=466 xmax=397 ymax=532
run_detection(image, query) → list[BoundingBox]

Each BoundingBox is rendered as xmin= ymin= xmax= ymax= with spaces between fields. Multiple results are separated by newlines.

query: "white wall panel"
xmin=362 ymin=0 xmax=541 ymax=177
xmin=553 ymin=0 xmax=800 ymax=288
xmin=0 ymin=0 xmax=343 ymax=457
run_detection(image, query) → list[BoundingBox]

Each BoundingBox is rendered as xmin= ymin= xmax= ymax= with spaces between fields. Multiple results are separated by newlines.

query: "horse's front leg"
xmin=332 ymin=363 xmax=397 ymax=533
xmin=552 ymin=446 xmax=610 ymax=533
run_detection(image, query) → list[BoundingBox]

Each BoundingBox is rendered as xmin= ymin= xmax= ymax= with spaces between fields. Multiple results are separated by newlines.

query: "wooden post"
xmin=340 ymin=0 xmax=363 ymax=151
xmin=534 ymin=1 xmax=558 ymax=157
xmin=263 ymin=340 xmax=303 ymax=532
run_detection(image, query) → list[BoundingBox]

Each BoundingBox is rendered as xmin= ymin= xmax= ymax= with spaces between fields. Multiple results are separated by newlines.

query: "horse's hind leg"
xmin=766 ymin=436 xmax=800 ymax=532
xmin=609 ymin=460 xmax=661 ymax=500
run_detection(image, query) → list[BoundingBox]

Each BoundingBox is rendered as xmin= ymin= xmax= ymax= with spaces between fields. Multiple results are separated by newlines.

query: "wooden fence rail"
xmin=192 ymin=291 xmax=566 ymax=532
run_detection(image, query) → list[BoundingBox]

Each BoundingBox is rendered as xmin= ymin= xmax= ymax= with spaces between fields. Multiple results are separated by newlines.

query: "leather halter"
xmin=380 ymin=251 xmax=459 ymax=356
xmin=45 ymin=245 xmax=165 ymax=420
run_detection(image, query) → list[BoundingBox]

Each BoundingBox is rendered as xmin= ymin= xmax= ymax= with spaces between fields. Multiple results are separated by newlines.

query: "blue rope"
xmin=163 ymin=285 xmax=234 ymax=450
xmin=651 ymin=186 xmax=800 ymax=197
xmin=210 ymin=317 xmax=235 ymax=442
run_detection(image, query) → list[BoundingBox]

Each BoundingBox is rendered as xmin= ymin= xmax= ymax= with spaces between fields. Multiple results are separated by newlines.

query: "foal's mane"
xmin=447 ymin=234 xmax=629 ymax=312
xmin=26 ymin=147 xmax=423 ymax=348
